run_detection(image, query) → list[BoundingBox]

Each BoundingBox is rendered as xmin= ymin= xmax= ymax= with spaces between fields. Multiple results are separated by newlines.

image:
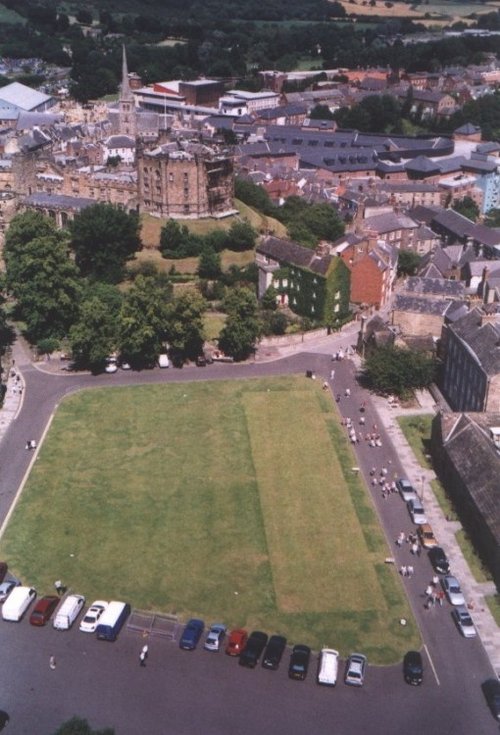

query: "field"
xmin=0 ymin=377 xmax=418 ymax=660
xmin=337 ymin=0 xmax=500 ymax=21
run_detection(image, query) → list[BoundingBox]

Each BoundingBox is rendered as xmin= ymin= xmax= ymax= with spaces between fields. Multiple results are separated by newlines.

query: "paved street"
xmin=0 ymin=339 xmax=498 ymax=733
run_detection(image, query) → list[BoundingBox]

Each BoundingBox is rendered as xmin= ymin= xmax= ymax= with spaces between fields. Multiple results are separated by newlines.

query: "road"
xmin=0 ymin=352 xmax=497 ymax=734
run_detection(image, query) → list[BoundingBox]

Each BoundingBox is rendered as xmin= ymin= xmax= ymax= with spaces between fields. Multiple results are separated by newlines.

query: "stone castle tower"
xmin=119 ymin=46 xmax=137 ymax=138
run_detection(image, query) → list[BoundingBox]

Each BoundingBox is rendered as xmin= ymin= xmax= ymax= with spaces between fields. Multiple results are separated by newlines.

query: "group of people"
xmin=25 ymin=439 xmax=36 ymax=450
xmin=425 ymin=578 xmax=446 ymax=609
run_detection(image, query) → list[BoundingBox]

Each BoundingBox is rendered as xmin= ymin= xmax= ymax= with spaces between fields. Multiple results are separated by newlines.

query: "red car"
xmin=29 ymin=595 xmax=60 ymax=626
xmin=226 ymin=628 xmax=248 ymax=656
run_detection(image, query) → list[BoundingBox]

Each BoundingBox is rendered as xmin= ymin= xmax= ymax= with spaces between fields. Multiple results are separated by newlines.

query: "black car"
xmin=428 ymin=546 xmax=450 ymax=574
xmin=482 ymin=679 xmax=500 ymax=721
xmin=288 ymin=644 xmax=311 ymax=681
xmin=239 ymin=631 xmax=268 ymax=668
xmin=403 ymin=650 xmax=423 ymax=685
xmin=262 ymin=635 xmax=287 ymax=670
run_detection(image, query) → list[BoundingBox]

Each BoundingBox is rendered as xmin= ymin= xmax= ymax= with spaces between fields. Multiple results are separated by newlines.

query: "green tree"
xmin=198 ymin=246 xmax=221 ymax=279
xmin=234 ymin=178 xmax=275 ymax=215
xmin=53 ymin=716 xmax=114 ymax=735
xmin=309 ymin=104 xmax=335 ymax=120
xmin=451 ymin=196 xmax=480 ymax=223
xmin=117 ymin=275 xmax=171 ymax=367
xmin=261 ymin=285 xmax=278 ymax=311
xmin=485 ymin=208 xmax=500 ymax=228
xmin=4 ymin=211 xmax=60 ymax=286
xmin=364 ymin=346 xmax=436 ymax=398
xmin=219 ymin=287 xmax=261 ymax=360
xmin=226 ymin=220 xmax=257 ymax=252
xmin=166 ymin=290 xmax=207 ymax=362
xmin=69 ymin=204 xmax=142 ymax=283
xmin=397 ymin=249 xmax=421 ymax=277
xmin=69 ymin=284 xmax=122 ymax=370
xmin=4 ymin=224 xmax=81 ymax=344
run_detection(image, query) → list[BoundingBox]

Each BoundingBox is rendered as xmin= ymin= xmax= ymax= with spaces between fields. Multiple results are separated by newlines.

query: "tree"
xmin=69 ymin=204 xmax=142 ymax=283
xmin=309 ymin=104 xmax=334 ymax=120
xmin=117 ymin=275 xmax=171 ymax=367
xmin=52 ymin=716 xmax=114 ymax=735
xmin=166 ymin=290 xmax=207 ymax=362
xmin=397 ymin=249 xmax=421 ymax=277
xmin=4 ymin=218 xmax=81 ymax=344
xmin=69 ymin=285 xmax=122 ymax=370
xmin=218 ymin=287 xmax=261 ymax=361
xmin=364 ymin=346 xmax=437 ymax=398
xmin=234 ymin=178 xmax=275 ymax=215
xmin=485 ymin=208 xmax=500 ymax=228
xmin=451 ymin=196 xmax=480 ymax=223
xmin=226 ymin=220 xmax=257 ymax=252
xmin=261 ymin=285 xmax=278 ymax=311
xmin=197 ymin=246 xmax=221 ymax=279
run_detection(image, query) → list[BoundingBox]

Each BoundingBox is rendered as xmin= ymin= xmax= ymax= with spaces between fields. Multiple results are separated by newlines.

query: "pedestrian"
xmin=54 ymin=580 xmax=63 ymax=595
xmin=49 ymin=655 xmax=56 ymax=670
xmin=398 ymin=531 xmax=405 ymax=546
xmin=345 ymin=388 xmax=350 ymax=397
xmin=359 ymin=416 xmax=365 ymax=425
xmin=25 ymin=439 xmax=31 ymax=450
xmin=425 ymin=584 xmax=433 ymax=597
xmin=411 ymin=542 xmax=419 ymax=556
xmin=438 ymin=590 xmax=445 ymax=607
xmin=322 ymin=380 xmax=328 ymax=391
xmin=381 ymin=467 xmax=388 ymax=476
xmin=407 ymin=565 xmax=414 ymax=578
xmin=142 ymin=644 xmax=149 ymax=659
xmin=370 ymin=467 xmax=376 ymax=476
xmin=336 ymin=394 xmax=341 ymax=402
xmin=432 ymin=575 xmax=439 ymax=587
xmin=330 ymin=369 xmax=335 ymax=380
xmin=30 ymin=439 xmax=36 ymax=450
xmin=400 ymin=566 xmax=407 ymax=577
xmin=139 ymin=650 xmax=147 ymax=667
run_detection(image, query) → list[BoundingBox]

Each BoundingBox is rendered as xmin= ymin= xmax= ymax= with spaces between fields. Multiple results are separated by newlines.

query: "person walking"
xmin=407 ymin=565 xmax=414 ymax=578
xmin=54 ymin=580 xmax=63 ymax=596
xmin=49 ymin=655 xmax=56 ymax=670
xmin=139 ymin=644 xmax=148 ymax=667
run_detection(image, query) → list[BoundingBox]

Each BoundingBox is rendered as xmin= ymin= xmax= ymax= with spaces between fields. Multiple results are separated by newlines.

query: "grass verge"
xmin=455 ymin=529 xmax=492 ymax=584
xmin=485 ymin=595 xmax=500 ymax=627
xmin=396 ymin=415 xmax=433 ymax=469
xmin=0 ymin=377 xmax=418 ymax=660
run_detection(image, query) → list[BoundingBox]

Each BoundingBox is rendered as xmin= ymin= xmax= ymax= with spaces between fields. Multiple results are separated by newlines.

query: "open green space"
xmin=397 ymin=415 xmax=433 ymax=469
xmin=0 ymin=377 xmax=418 ymax=660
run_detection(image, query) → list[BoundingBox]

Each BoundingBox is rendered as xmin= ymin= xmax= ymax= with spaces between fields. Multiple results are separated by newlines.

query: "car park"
xmin=262 ymin=635 xmax=287 ymax=670
xmin=428 ymin=546 xmax=450 ymax=575
xmin=204 ymin=623 xmax=226 ymax=652
xmin=417 ymin=523 xmax=438 ymax=549
xmin=482 ymin=678 xmax=500 ymax=721
xmin=79 ymin=600 xmax=108 ymax=633
xmin=29 ymin=595 xmax=60 ymax=626
xmin=0 ymin=580 xmax=19 ymax=602
xmin=396 ymin=479 xmax=417 ymax=502
xmin=452 ymin=605 xmax=477 ymax=638
xmin=442 ymin=575 xmax=465 ymax=606
xmin=345 ymin=653 xmax=367 ymax=687
xmin=179 ymin=618 xmax=204 ymax=650
xmin=407 ymin=498 xmax=427 ymax=525
xmin=317 ymin=648 xmax=339 ymax=686
xmin=239 ymin=631 xmax=268 ymax=668
xmin=403 ymin=651 xmax=423 ymax=685
xmin=226 ymin=628 xmax=248 ymax=656
xmin=288 ymin=645 xmax=311 ymax=681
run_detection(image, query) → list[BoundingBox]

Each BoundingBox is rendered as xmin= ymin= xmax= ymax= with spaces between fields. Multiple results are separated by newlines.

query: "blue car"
xmin=179 ymin=618 xmax=204 ymax=650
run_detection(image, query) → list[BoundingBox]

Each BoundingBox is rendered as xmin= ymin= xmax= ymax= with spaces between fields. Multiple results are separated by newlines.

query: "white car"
xmin=158 ymin=354 xmax=170 ymax=368
xmin=452 ymin=605 xmax=477 ymax=638
xmin=407 ymin=498 xmax=427 ymax=525
xmin=79 ymin=600 xmax=108 ymax=633
xmin=105 ymin=357 xmax=118 ymax=374
xmin=204 ymin=623 xmax=226 ymax=651
xmin=442 ymin=576 xmax=465 ymax=606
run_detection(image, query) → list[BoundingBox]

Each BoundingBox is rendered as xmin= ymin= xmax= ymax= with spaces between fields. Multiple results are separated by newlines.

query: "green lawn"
xmin=397 ymin=415 xmax=433 ymax=469
xmin=0 ymin=377 xmax=418 ymax=660
xmin=485 ymin=595 xmax=500 ymax=627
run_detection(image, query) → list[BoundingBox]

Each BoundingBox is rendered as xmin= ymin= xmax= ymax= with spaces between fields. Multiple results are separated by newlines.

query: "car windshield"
xmin=293 ymin=664 xmax=305 ymax=671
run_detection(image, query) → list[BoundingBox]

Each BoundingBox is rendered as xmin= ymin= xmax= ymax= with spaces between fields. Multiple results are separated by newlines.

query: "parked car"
xmin=158 ymin=354 xmax=170 ymax=368
xmin=104 ymin=356 xmax=118 ymax=374
xmin=288 ymin=644 xmax=311 ymax=681
xmin=29 ymin=595 xmax=60 ymax=626
xmin=79 ymin=600 xmax=108 ymax=633
xmin=53 ymin=594 xmax=85 ymax=630
xmin=239 ymin=631 xmax=268 ymax=668
xmin=482 ymin=678 xmax=500 ymax=721
xmin=407 ymin=498 xmax=427 ymax=525
xmin=196 ymin=355 xmax=207 ymax=367
xmin=397 ymin=479 xmax=417 ymax=502
xmin=0 ymin=580 xmax=19 ymax=602
xmin=452 ymin=605 xmax=477 ymax=638
xmin=344 ymin=653 xmax=367 ymax=687
xmin=403 ymin=650 xmax=423 ymax=685
xmin=417 ymin=523 xmax=438 ymax=549
xmin=317 ymin=648 xmax=339 ymax=686
xmin=226 ymin=628 xmax=248 ymax=656
xmin=179 ymin=618 xmax=204 ymax=650
xmin=204 ymin=623 xmax=226 ymax=652
xmin=441 ymin=575 xmax=465 ymax=606
xmin=2 ymin=586 xmax=36 ymax=621
xmin=428 ymin=546 xmax=450 ymax=575
xmin=262 ymin=635 xmax=287 ymax=670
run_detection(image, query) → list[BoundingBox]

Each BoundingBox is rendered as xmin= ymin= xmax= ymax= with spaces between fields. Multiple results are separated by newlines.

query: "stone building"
xmin=391 ymin=276 xmax=466 ymax=338
xmin=137 ymin=141 xmax=234 ymax=219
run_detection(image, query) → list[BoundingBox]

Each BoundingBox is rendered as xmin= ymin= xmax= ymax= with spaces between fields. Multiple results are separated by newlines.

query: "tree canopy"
xmin=218 ymin=286 xmax=261 ymax=360
xmin=364 ymin=346 xmax=437 ymax=398
xmin=166 ymin=289 xmax=207 ymax=363
xmin=451 ymin=196 xmax=480 ymax=223
xmin=117 ymin=275 xmax=171 ymax=367
xmin=69 ymin=204 xmax=142 ymax=283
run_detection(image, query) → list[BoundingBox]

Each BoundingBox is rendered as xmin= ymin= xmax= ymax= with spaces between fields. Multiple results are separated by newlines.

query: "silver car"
xmin=204 ymin=623 xmax=226 ymax=652
xmin=397 ymin=479 xmax=417 ymax=503
xmin=344 ymin=653 xmax=367 ymax=686
xmin=407 ymin=498 xmax=427 ymax=525
xmin=442 ymin=575 xmax=465 ymax=606
xmin=452 ymin=605 xmax=477 ymax=638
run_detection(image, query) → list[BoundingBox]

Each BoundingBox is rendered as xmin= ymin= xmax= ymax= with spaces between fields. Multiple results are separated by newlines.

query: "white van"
xmin=158 ymin=354 xmax=169 ymax=368
xmin=53 ymin=594 xmax=85 ymax=630
xmin=2 ymin=586 xmax=36 ymax=622
xmin=317 ymin=648 xmax=339 ymax=686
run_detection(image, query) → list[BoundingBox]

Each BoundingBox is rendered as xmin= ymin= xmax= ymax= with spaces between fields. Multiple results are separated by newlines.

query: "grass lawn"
xmin=0 ymin=377 xmax=418 ymax=660
xmin=204 ymin=313 xmax=226 ymax=341
xmin=397 ymin=415 xmax=433 ymax=469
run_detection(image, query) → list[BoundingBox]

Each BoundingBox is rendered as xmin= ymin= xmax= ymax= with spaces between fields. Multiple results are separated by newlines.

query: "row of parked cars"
xmin=396 ymin=478 xmax=477 ymax=639
xmin=179 ymin=619 xmax=368 ymax=686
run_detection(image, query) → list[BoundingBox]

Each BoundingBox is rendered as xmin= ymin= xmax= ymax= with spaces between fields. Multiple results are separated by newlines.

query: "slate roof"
xmin=450 ymin=307 xmax=500 ymax=376
xmin=437 ymin=412 xmax=500 ymax=545
xmin=393 ymin=294 xmax=458 ymax=317
xmin=21 ymin=193 xmax=95 ymax=211
xmin=362 ymin=211 xmax=418 ymax=233
xmin=257 ymin=235 xmax=333 ymax=276
xmin=405 ymin=155 xmax=441 ymax=174
xmin=404 ymin=276 xmax=465 ymax=297
xmin=454 ymin=123 xmax=481 ymax=135
xmin=105 ymin=134 xmax=135 ymax=148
